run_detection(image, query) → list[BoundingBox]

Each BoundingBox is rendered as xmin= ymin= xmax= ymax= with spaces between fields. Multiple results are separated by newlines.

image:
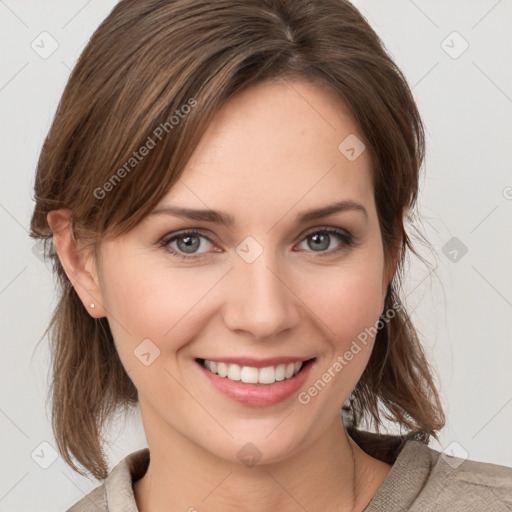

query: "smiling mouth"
xmin=195 ymin=358 xmax=316 ymax=385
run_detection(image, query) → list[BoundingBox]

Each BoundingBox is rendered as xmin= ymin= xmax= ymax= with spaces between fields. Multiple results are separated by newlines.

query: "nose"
xmin=223 ymin=252 xmax=300 ymax=339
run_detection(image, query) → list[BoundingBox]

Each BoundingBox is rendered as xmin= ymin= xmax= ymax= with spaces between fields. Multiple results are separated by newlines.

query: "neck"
xmin=133 ymin=408 xmax=391 ymax=512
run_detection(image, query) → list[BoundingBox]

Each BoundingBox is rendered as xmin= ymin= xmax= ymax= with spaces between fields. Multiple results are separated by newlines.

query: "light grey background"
xmin=1 ymin=0 xmax=511 ymax=510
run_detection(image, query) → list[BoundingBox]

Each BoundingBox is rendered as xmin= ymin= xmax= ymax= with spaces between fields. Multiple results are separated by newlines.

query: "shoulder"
xmin=410 ymin=441 xmax=512 ymax=511
xmin=65 ymin=448 xmax=150 ymax=512
xmin=66 ymin=483 xmax=107 ymax=512
xmin=395 ymin=440 xmax=512 ymax=512
xmin=354 ymin=429 xmax=512 ymax=512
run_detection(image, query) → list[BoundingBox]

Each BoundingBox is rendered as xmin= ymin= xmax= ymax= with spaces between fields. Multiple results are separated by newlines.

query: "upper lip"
xmin=196 ymin=356 xmax=314 ymax=368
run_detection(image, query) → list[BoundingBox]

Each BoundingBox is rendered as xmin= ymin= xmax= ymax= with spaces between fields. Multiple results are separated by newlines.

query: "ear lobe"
xmin=46 ymin=209 xmax=106 ymax=318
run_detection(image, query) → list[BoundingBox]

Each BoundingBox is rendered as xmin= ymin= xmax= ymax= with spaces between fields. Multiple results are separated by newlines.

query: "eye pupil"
xmin=177 ymin=234 xmax=200 ymax=253
xmin=309 ymin=233 xmax=329 ymax=251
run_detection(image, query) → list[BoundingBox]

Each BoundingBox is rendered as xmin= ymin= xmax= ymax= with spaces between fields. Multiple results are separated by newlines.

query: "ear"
xmin=47 ymin=209 xmax=106 ymax=318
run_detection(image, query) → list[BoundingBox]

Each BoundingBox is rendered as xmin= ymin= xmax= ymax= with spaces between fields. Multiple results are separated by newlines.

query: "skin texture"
xmin=48 ymin=78 xmax=400 ymax=511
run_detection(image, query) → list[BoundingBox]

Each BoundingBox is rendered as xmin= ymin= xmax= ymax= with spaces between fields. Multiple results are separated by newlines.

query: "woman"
xmin=29 ymin=0 xmax=512 ymax=510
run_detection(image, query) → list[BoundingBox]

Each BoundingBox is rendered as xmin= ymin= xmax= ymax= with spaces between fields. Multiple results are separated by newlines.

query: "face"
xmin=75 ymin=78 xmax=395 ymax=465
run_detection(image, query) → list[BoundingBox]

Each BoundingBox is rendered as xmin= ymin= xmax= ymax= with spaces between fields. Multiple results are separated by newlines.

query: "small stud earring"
xmin=90 ymin=303 xmax=95 ymax=309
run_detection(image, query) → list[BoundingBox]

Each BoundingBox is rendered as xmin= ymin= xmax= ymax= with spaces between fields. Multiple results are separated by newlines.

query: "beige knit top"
xmin=66 ymin=430 xmax=512 ymax=511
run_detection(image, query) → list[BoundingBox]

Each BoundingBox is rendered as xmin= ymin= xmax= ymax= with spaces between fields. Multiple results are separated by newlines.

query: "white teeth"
xmin=201 ymin=359 xmax=304 ymax=384
xmin=227 ymin=364 xmax=241 ymax=381
xmin=240 ymin=366 xmax=259 ymax=383
xmin=274 ymin=364 xmax=286 ymax=381
xmin=217 ymin=362 xmax=228 ymax=378
xmin=259 ymin=366 xmax=277 ymax=384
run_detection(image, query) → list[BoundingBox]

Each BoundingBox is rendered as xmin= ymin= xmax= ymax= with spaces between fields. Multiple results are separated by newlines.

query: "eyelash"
xmin=158 ymin=227 xmax=355 ymax=261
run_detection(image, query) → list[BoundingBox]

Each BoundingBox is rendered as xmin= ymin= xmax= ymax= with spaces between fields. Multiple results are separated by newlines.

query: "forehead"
xmin=156 ymin=78 xmax=374 ymax=225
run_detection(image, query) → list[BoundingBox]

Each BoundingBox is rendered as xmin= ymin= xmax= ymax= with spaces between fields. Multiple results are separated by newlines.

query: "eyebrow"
xmin=149 ymin=200 xmax=368 ymax=228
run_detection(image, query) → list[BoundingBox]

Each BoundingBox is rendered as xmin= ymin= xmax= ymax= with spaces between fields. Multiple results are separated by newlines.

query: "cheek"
xmin=295 ymin=253 xmax=384 ymax=382
xmin=295 ymin=271 xmax=383 ymax=414
xmin=298 ymin=256 xmax=385 ymax=342
xmin=100 ymin=255 xmax=224 ymax=369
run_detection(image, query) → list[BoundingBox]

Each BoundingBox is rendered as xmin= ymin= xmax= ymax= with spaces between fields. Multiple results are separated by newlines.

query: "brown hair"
xmin=29 ymin=0 xmax=445 ymax=480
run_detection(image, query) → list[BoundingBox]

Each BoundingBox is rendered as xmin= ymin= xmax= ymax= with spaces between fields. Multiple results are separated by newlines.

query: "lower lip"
xmin=197 ymin=359 xmax=315 ymax=407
